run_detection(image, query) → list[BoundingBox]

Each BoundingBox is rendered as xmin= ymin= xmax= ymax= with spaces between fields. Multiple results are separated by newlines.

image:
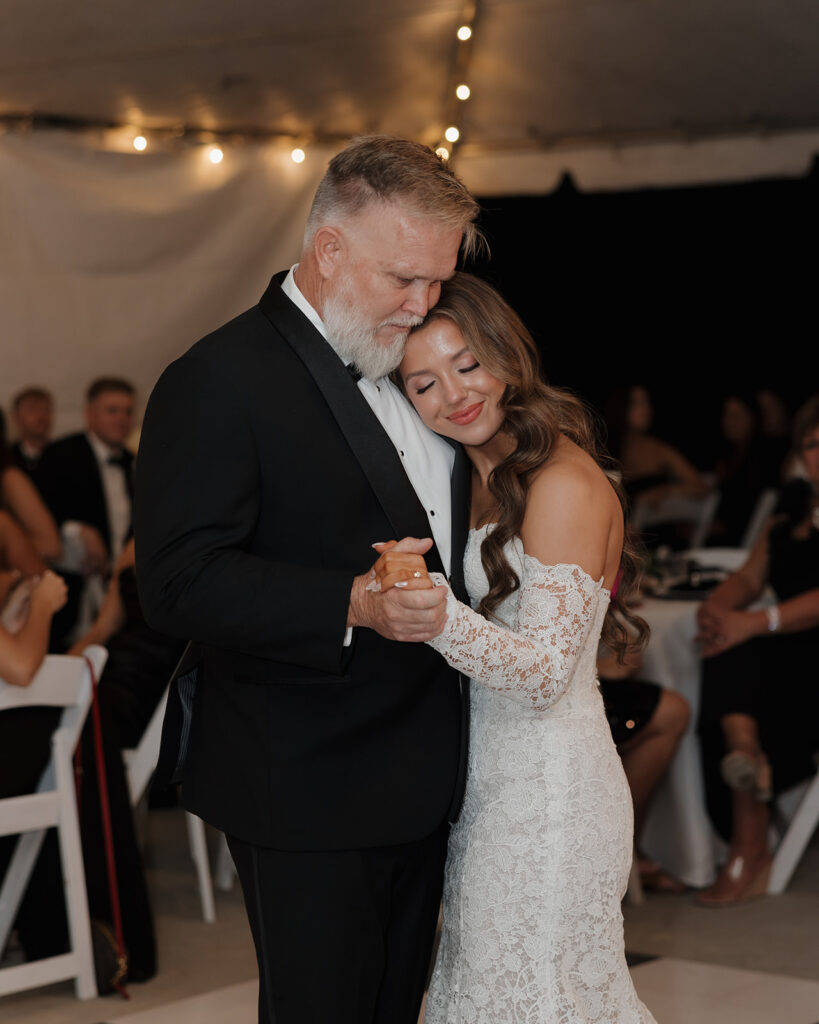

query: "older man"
xmin=135 ymin=136 xmax=481 ymax=1023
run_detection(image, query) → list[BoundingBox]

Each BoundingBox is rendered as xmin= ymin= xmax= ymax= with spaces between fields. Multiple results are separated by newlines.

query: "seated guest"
xmin=66 ymin=537 xmax=187 ymax=980
xmin=598 ymin=636 xmax=690 ymax=892
xmin=34 ymin=377 xmax=136 ymax=649
xmin=603 ymin=384 xmax=710 ymax=549
xmin=705 ymin=392 xmax=787 ymax=547
xmin=696 ymin=394 xmax=819 ymax=905
xmin=0 ymin=409 xmax=62 ymax=564
xmin=9 ymin=387 xmax=54 ymax=476
xmin=0 ymin=568 xmax=70 ymax=964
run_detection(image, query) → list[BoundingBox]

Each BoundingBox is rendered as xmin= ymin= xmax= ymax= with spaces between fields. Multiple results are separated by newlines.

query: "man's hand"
xmin=349 ymin=537 xmax=447 ymax=642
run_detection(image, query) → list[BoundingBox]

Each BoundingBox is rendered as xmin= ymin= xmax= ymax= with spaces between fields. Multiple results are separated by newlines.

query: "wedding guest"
xmin=0 ymin=568 xmax=70 ymax=963
xmin=35 ymin=377 xmax=136 ymax=649
xmin=705 ymin=392 xmax=786 ymax=547
xmin=603 ymin=384 xmax=710 ymax=549
xmin=695 ymin=394 xmax=819 ymax=905
xmin=9 ymin=387 xmax=54 ymax=475
xmin=65 ymin=538 xmax=186 ymax=981
xmin=0 ymin=409 xmax=62 ymax=564
xmin=598 ymin=633 xmax=690 ymax=892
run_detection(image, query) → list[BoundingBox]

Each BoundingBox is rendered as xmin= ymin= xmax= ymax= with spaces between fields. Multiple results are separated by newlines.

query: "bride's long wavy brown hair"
xmin=409 ymin=272 xmax=648 ymax=660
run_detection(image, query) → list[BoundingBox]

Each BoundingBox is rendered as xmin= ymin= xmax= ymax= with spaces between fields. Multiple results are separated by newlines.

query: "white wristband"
xmin=765 ymin=604 xmax=781 ymax=633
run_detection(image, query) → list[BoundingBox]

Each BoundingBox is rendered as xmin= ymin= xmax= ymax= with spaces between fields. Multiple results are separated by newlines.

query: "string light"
xmin=457 ymin=25 xmax=472 ymax=41
xmin=208 ymin=145 xmax=223 ymax=164
xmin=444 ymin=126 xmax=460 ymax=143
xmin=132 ymin=134 xmax=147 ymax=152
xmin=291 ymin=147 xmax=306 ymax=163
xmin=456 ymin=84 xmax=471 ymax=101
xmin=435 ymin=146 xmax=450 ymax=161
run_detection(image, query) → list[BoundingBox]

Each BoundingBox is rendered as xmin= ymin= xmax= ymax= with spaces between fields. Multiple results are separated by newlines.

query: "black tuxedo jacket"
xmin=135 ymin=273 xmax=470 ymax=851
xmin=35 ymin=432 xmax=133 ymax=556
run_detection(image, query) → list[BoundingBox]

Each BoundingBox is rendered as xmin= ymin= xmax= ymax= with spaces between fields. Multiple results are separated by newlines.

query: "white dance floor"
xmin=100 ymin=959 xmax=819 ymax=1024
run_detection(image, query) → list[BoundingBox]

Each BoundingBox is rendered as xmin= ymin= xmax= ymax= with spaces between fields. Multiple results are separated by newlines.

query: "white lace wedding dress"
xmin=424 ymin=526 xmax=657 ymax=1024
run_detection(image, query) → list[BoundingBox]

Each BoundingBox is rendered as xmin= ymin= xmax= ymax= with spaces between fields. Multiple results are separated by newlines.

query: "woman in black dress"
xmin=696 ymin=394 xmax=819 ymax=904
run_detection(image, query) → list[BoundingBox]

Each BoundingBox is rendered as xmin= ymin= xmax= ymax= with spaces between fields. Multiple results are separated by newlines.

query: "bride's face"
xmin=399 ymin=319 xmax=506 ymax=447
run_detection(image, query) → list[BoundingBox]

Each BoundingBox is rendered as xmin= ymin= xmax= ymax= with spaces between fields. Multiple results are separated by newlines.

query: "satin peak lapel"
xmin=258 ymin=274 xmax=443 ymax=572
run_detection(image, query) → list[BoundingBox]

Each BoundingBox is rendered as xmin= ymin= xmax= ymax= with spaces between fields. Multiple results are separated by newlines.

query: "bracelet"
xmin=765 ymin=604 xmax=781 ymax=633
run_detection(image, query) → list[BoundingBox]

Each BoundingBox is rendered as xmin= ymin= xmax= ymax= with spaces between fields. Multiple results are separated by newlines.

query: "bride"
xmin=372 ymin=273 xmax=657 ymax=1023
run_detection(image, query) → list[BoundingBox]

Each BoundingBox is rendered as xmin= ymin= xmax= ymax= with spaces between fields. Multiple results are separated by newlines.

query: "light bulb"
xmin=208 ymin=146 xmax=224 ymax=164
xmin=133 ymin=135 xmax=147 ymax=152
xmin=291 ymin=147 xmax=306 ymax=164
xmin=456 ymin=84 xmax=471 ymax=101
xmin=457 ymin=25 xmax=472 ymax=41
xmin=435 ymin=146 xmax=450 ymax=161
xmin=444 ymin=126 xmax=460 ymax=143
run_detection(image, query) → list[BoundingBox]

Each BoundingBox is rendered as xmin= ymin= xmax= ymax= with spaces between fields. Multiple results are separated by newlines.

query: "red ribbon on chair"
xmin=83 ymin=654 xmax=130 ymax=999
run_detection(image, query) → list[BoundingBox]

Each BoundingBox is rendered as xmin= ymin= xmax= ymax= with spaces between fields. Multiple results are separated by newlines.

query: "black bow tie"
xmin=346 ymin=363 xmax=363 ymax=383
xmin=107 ymin=452 xmax=129 ymax=469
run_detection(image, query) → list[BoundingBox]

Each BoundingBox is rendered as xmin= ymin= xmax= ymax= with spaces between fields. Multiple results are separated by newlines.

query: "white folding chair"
xmin=631 ymin=489 xmax=720 ymax=550
xmin=740 ymin=488 xmax=779 ymax=549
xmin=0 ymin=645 xmax=107 ymax=1000
xmin=122 ymin=686 xmax=216 ymax=923
xmin=768 ymin=766 xmax=819 ymax=894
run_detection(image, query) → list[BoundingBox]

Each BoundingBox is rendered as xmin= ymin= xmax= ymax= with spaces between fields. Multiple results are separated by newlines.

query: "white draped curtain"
xmin=1 ymin=131 xmax=334 ymax=434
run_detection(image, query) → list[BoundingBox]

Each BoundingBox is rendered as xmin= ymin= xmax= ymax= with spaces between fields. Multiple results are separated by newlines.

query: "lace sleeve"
xmin=427 ymin=559 xmax=603 ymax=711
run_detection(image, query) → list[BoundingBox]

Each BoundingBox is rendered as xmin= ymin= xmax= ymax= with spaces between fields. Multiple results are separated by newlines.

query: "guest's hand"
xmin=698 ymin=609 xmax=759 ymax=658
xmin=370 ymin=538 xmax=432 ymax=592
xmin=30 ymin=570 xmax=68 ymax=614
xmin=79 ymin=524 xmax=109 ymax=576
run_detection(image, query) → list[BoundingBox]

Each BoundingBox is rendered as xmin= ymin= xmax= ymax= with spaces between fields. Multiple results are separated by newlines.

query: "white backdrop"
xmin=4 ymin=127 xmax=818 ymax=436
xmin=1 ymin=131 xmax=334 ymax=435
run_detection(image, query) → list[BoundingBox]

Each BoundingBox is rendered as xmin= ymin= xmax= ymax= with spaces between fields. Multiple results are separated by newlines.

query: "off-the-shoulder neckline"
xmin=468 ymin=524 xmax=611 ymax=596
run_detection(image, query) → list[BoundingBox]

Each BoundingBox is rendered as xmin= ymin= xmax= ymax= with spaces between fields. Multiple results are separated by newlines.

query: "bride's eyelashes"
xmin=413 ymin=362 xmax=481 ymax=395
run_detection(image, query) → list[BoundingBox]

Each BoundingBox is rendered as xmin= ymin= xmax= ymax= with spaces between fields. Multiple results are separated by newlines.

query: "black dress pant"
xmin=227 ymin=824 xmax=448 ymax=1024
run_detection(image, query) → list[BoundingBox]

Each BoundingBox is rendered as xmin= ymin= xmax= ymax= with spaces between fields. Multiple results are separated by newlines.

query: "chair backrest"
xmin=0 ymin=646 xmax=107 ymax=754
xmin=741 ymin=488 xmax=779 ymax=549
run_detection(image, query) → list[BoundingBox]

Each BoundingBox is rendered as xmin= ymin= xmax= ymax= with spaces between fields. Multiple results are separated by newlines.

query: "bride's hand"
xmin=370 ymin=538 xmax=433 ymax=592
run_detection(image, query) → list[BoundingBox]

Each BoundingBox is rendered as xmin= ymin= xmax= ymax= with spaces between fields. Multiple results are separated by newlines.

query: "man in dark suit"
xmin=35 ymin=377 xmax=136 ymax=648
xmin=135 ymin=136 xmax=481 ymax=1024
xmin=9 ymin=386 xmax=53 ymax=476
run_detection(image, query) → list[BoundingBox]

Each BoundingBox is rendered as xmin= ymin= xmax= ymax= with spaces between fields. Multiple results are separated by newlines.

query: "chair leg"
xmin=768 ymin=775 xmax=819 ymax=894
xmin=54 ymin=732 xmax=97 ymax=999
xmin=185 ymin=812 xmax=216 ymax=923
xmin=215 ymin=832 xmax=236 ymax=892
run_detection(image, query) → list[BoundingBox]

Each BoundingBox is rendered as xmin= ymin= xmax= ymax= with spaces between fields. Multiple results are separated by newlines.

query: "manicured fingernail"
xmin=371 ymin=543 xmax=387 ymax=549
xmin=394 ymin=581 xmax=408 ymax=588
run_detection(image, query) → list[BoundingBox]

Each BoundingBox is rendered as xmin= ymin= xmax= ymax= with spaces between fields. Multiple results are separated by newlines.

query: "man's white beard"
xmin=323 ymin=286 xmax=421 ymax=382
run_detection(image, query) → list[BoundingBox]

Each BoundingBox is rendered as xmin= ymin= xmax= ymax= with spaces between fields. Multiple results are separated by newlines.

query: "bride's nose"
xmin=442 ymin=374 xmax=468 ymax=405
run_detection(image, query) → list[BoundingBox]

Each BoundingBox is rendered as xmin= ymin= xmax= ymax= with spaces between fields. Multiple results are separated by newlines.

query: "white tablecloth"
xmin=637 ymin=595 xmax=723 ymax=887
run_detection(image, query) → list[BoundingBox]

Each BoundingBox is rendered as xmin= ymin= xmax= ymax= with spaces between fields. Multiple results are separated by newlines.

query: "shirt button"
xmin=399 ymin=451 xmax=405 ymax=457
xmin=430 ymin=510 xmax=436 ymax=516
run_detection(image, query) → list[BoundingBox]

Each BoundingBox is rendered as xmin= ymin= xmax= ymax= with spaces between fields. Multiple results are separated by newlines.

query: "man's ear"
xmin=313 ymin=225 xmax=345 ymax=280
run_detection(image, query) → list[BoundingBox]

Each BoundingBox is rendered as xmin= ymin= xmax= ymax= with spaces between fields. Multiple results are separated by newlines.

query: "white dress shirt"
xmin=85 ymin=430 xmax=132 ymax=562
xmin=281 ymin=267 xmax=454 ymax=573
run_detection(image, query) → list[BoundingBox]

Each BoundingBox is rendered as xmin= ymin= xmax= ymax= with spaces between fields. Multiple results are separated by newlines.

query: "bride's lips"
xmin=448 ymin=401 xmax=484 ymax=426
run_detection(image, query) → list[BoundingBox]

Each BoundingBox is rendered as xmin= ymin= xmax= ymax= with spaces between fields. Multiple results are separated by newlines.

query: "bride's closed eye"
xmin=413 ymin=362 xmax=480 ymax=395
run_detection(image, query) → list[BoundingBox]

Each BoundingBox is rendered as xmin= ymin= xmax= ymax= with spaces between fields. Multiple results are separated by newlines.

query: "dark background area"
xmin=469 ymin=157 xmax=817 ymax=470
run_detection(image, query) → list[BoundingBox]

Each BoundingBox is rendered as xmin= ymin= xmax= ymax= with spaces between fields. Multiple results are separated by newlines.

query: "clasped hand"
xmin=696 ymin=601 xmax=755 ymax=658
xmin=348 ymin=537 xmax=447 ymax=643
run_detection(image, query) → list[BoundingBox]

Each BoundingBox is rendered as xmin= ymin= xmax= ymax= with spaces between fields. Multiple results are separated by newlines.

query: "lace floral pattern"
xmin=425 ymin=528 xmax=657 ymax=1024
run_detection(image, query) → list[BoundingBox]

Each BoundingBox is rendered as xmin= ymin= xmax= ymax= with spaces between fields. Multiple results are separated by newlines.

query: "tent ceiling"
xmin=2 ymin=0 xmax=819 ymax=154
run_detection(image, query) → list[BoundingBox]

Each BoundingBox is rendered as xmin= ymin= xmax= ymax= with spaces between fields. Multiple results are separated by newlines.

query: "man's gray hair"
xmin=304 ymin=135 xmax=484 ymax=261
